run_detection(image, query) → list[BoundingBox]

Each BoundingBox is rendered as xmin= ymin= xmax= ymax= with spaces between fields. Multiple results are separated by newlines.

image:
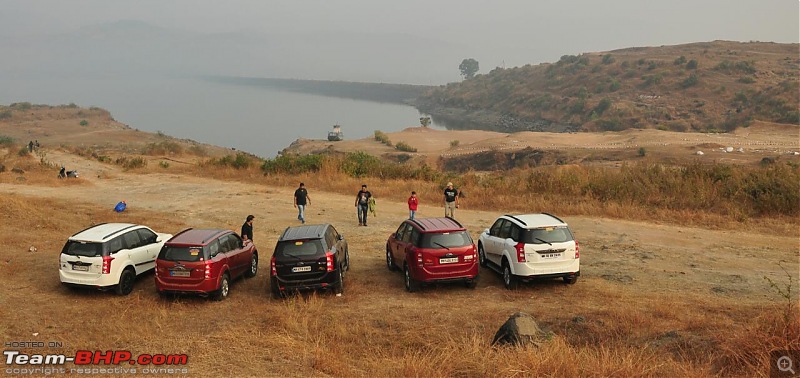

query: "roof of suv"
xmin=69 ymin=223 xmax=142 ymax=242
xmin=504 ymin=213 xmax=567 ymax=229
xmin=279 ymin=224 xmax=328 ymax=241
xmin=166 ymin=228 xmax=228 ymax=246
xmin=407 ymin=217 xmax=465 ymax=233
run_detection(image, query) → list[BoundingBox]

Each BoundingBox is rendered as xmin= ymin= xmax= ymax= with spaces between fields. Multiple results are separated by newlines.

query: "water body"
xmin=0 ymin=74 xmax=443 ymax=158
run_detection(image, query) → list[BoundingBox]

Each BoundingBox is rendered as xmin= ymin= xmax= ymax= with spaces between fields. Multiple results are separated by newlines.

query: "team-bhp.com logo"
xmin=4 ymin=350 xmax=189 ymax=375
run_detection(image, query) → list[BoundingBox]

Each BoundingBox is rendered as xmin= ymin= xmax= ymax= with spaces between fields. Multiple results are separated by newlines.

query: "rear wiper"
xmin=534 ymin=238 xmax=552 ymax=246
xmin=433 ymin=242 xmax=450 ymax=250
xmin=282 ymin=253 xmax=303 ymax=261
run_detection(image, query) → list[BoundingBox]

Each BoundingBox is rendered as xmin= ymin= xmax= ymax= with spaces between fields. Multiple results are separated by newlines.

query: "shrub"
xmin=738 ymin=76 xmax=756 ymax=84
xmin=188 ymin=145 xmax=207 ymax=156
xmin=374 ymin=130 xmax=392 ymax=146
xmin=638 ymin=147 xmax=647 ymax=157
xmin=601 ymin=54 xmax=615 ymax=64
xmin=594 ymin=98 xmax=613 ymax=115
xmin=0 ymin=135 xmax=13 ymax=146
xmin=686 ymin=59 xmax=698 ymax=69
xmin=11 ymin=102 xmax=31 ymax=110
xmin=159 ymin=161 xmax=170 ymax=169
xmin=450 ymin=140 xmax=460 ymax=148
xmin=212 ymin=153 xmax=252 ymax=169
xmin=115 ymin=156 xmax=147 ymax=170
xmin=18 ymin=146 xmax=29 ymax=156
xmin=79 ymin=120 xmax=88 ymax=126
xmin=0 ymin=110 xmax=11 ymax=120
xmin=609 ymin=80 xmax=621 ymax=92
xmin=395 ymin=142 xmax=417 ymax=153
xmin=673 ymin=56 xmax=687 ymax=65
xmin=142 ymin=141 xmax=183 ymax=155
xmin=680 ymin=74 xmax=699 ymax=88
xmin=262 ymin=154 xmax=323 ymax=174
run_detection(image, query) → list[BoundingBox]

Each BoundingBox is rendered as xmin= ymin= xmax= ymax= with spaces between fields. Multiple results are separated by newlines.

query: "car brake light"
xmin=204 ymin=261 xmax=211 ymax=279
xmin=326 ymin=252 xmax=334 ymax=272
xmin=101 ymin=256 xmax=114 ymax=274
xmin=270 ymin=256 xmax=277 ymax=276
xmin=516 ymin=242 xmax=526 ymax=263
xmin=575 ymin=240 xmax=580 ymax=259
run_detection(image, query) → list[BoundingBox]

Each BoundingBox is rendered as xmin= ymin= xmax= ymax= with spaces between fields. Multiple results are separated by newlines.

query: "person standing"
xmin=294 ymin=183 xmax=311 ymax=224
xmin=408 ymin=191 xmax=419 ymax=220
xmin=241 ymin=215 xmax=254 ymax=242
xmin=355 ymin=184 xmax=372 ymax=226
xmin=443 ymin=182 xmax=459 ymax=218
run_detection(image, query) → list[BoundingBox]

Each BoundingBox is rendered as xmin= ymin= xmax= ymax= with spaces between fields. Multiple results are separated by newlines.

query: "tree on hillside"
xmin=459 ymin=58 xmax=479 ymax=80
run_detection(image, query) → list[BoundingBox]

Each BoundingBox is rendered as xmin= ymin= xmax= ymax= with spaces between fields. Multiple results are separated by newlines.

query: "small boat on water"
xmin=328 ymin=124 xmax=344 ymax=141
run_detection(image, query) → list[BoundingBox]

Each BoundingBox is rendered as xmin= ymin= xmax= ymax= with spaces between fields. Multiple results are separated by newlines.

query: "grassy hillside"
xmin=417 ymin=41 xmax=799 ymax=133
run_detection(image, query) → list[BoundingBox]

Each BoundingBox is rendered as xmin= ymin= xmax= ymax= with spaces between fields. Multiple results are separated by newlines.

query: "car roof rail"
xmin=279 ymin=226 xmax=290 ymax=241
xmin=170 ymin=227 xmax=194 ymax=240
xmin=202 ymin=229 xmax=227 ymax=244
xmin=448 ymin=217 xmax=465 ymax=228
xmin=410 ymin=219 xmax=426 ymax=230
xmin=103 ymin=224 xmax=138 ymax=240
xmin=542 ymin=212 xmax=565 ymax=224
xmin=70 ymin=222 xmax=108 ymax=237
xmin=504 ymin=214 xmax=526 ymax=226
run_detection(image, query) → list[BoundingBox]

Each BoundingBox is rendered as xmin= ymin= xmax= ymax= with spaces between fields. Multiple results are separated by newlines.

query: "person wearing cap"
xmin=241 ymin=215 xmax=255 ymax=242
xmin=294 ymin=182 xmax=311 ymax=224
xmin=443 ymin=182 xmax=459 ymax=218
xmin=355 ymin=184 xmax=372 ymax=226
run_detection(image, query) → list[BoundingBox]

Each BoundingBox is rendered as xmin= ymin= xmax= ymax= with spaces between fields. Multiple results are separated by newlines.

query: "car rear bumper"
xmin=272 ymin=272 xmax=338 ymax=292
xmin=59 ymin=270 xmax=117 ymax=287
xmin=155 ymin=276 xmax=218 ymax=294
xmin=513 ymin=259 xmax=580 ymax=277
xmin=414 ymin=263 xmax=479 ymax=283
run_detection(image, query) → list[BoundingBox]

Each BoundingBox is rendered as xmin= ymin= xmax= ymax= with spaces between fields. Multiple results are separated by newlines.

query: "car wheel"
xmin=502 ymin=260 xmax=518 ymax=290
xmin=386 ymin=245 xmax=398 ymax=271
xmin=245 ymin=253 xmax=258 ymax=278
xmin=213 ymin=273 xmax=230 ymax=301
xmin=404 ymin=263 xmax=420 ymax=293
xmin=270 ymin=278 xmax=284 ymax=299
xmin=115 ymin=268 xmax=136 ymax=296
xmin=465 ymin=275 xmax=478 ymax=289
xmin=564 ymin=274 xmax=579 ymax=285
xmin=334 ymin=266 xmax=344 ymax=294
xmin=478 ymin=244 xmax=488 ymax=267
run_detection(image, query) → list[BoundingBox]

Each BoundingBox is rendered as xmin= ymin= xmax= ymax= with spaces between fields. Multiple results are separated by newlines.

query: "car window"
xmin=228 ymin=233 xmax=243 ymax=250
xmin=489 ymin=219 xmax=503 ymax=236
xmin=208 ymin=240 xmax=221 ymax=257
xmin=523 ymin=227 xmax=574 ymax=244
xmin=218 ymin=235 xmax=233 ymax=253
xmin=510 ymin=225 xmax=521 ymax=242
xmin=62 ymin=241 xmax=102 ymax=257
xmin=420 ymin=231 xmax=472 ymax=249
xmin=395 ymin=223 xmax=407 ymax=241
xmin=123 ymin=231 xmax=142 ymax=249
xmin=108 ymin=236 xmax=124 ymax=254
xmin=498 ymin=221 xmax=512 ymax=239
xmin=410 ymin=229 xmax=421 ymax=247
xmin=137 ymin=228 xmax=157 ymax=244
xmin=324 ymin=228 xmax=335 ymax=250
xmin=159 ymin=246 xmax=205 ymax=262
xmin=276 ymin=240 xmax=323 ymax=257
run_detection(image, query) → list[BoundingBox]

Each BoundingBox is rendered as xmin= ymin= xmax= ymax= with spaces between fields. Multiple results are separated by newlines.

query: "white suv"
xmin=478 ymin=213 xmax=579 ymax=289
xmin=59 ymin=223 xmax=172 ymax=295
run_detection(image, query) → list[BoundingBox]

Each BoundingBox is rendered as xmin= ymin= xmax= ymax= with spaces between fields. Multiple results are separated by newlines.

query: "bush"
xmin=18 ymin=146 xmax=29 ymax=156
xmin=212 ymin=153 xmax=252 ymax=169
xmin=374 ymin=130 xmax=392 ymax=146
xmin=450 ymin=140 xmax=460 ymax=148
xmin=11 ymin=102 xmax=31 ymax=110
xmin=0 ymin=110 xmax=11 ymax=120
xmin=159 ymin=161 xmax=170 ymax=169
xmin=115 ymin=156 xmax=147 ymax=170
xmin=638 ymin=147 xmax=647 ymax=157
xmin=594 ymin=98 xmax=613 ymax=115
xmin=262 ymin=154 xmax=323 ymax=174
xmin=609 ymin=80 xmax=621 ymax=92
xmin=738 ymin=76 xmax=756 ymax=84
xmin=686 ymin=59 xmax=698 ymax=69
xmin=680 ymin=74 xmax=699 ymax=88
xmin=673 ymin=56 xmax=687 ymax=65
xmin=79 ymin=120 xmax=88 ymax=126
xmin=142 ymin=141 xmax=183 ymax=155
xmin=395 ymin=142 xmax=417 ymax=153
xmin=601 ymin=54 xmax=615 ymax=64
xmin=0 ymin=135 xmax=13 ymax=146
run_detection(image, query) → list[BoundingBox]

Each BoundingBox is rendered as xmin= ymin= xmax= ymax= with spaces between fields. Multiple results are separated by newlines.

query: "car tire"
xmin=334 ymin=266 xmax=344 ymax=294
xmin=502 ymin=260 xmax=518 ymax=290
xmin=115 ymin=268 xmax=136 ymax=296
xmin=244 ymin=253 xmax=258 ymax=278
xmin=213 ymin=272 xmax=230 ymax=301
xmin=270 ymin=278 xmax=284 ymax=299
xmin=564 ymin=273 xmax=579 ymax=285
xmin=404 ymin=263 xmax=420 ymax=293
xmin=465 ymin=275 xmax=478 ymax=289
xmin=386 ymin=245 xmax=398 ymax=271
xmin=478 ymin=243 xmax=488 ymax=268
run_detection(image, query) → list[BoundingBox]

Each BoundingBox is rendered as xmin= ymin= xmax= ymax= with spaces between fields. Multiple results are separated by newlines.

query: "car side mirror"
xmin=337 ymin=234 xmax=344 ymax=241
xmin=483 ymin=228 xmax=490 ymax=235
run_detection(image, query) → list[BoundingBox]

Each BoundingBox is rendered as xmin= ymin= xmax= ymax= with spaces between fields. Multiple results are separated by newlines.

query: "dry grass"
xmin=0 ymin=191 xmax=796 ymax=377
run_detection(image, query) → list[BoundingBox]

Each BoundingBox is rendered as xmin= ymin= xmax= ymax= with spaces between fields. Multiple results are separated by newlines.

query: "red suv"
xmin=386 ymin=217 xmax=479 ymax=292
xmin=155 ymin=228 xmax=258 ymax=300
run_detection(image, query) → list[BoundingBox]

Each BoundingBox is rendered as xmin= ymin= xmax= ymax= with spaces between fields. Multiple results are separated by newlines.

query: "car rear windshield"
xmin=419 ymin=231 xmax=472 ymax=249
xmin=158 ymin=246 xmax=205 ymax=262
xmin=62 ymin=241 xmax=103 ymax=257
xmin=276 ymin=239 xmax=323 ymax=258
xmin=522 ymin=227 xmax=574 ymax=244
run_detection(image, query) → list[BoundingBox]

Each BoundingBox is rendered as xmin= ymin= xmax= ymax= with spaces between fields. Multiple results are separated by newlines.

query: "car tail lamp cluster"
xmin=270 ymin=256 xmax=277 ymax=276
xmin=326 ymin=252 xmax=334 ymax=272
xmin=464 ymin=245 xmax=477 ymax=261
xmin=416 ymin=250 xmax=423 ymax=267
xmin=101 ymin=256 xmax=114 ymax=274
xmin=575 ymin=240 xmax=580 ymax=259
xmin=515 ymin=242 xmax=526 ymax=263
xmin=204 ymin=261 xmax=212 ymax=279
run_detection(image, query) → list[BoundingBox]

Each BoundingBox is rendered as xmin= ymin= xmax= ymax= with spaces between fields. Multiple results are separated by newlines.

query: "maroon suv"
xmin=155 ymin=228 xmax=258 ymax=300
xmin=386 ymin=217 xmax=479 ymax=292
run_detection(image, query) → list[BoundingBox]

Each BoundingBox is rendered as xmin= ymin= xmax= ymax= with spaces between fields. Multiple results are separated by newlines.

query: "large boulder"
xmin=491 ymin=312 xmax=552 ymax=347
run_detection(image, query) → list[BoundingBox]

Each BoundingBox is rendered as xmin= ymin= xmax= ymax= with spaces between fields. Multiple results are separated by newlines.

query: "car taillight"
xmin=575 ymin=240 xmax=580 ymax=259
xmin=154 ymin=262 xmax=159 ymax=277
xmin=270 ymin=256 xmax=277 ymax=276
xmin=516 ymin=242 xmax=526 ymax=263
xmin=326 ymin=252 xmax=334 ymax=272
xmin=464 ymin=245 xmax=477 ymax=260
xmin=101 ymin=256 xmax=114 ymax=274
xmin=204 ymin=261 xmax=211 ymax=279
xmin=416 ymin=250 xmax=423 ymax=267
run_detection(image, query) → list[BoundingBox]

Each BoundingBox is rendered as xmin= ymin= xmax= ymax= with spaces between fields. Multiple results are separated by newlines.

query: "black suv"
xmin=270 ymin=224 xmax=349 ymax=298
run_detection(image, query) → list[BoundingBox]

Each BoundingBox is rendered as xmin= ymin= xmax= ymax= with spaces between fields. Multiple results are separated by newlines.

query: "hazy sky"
xmin=3 ymin=0 xmax=797 ymax=73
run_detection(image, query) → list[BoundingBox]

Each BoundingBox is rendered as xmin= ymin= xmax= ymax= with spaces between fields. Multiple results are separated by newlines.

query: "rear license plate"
xmin=170 ymin=270 xmax=190 ymax=277
xmin=439 ymin=257 xmax=459 ymax=264
xmin=72 ymin=265 xmax=89 ymax=271
xmin=292 ymin=266 xmax=312 ymax=273
xmin=540 ymin=253 xmax=562 ymax=259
